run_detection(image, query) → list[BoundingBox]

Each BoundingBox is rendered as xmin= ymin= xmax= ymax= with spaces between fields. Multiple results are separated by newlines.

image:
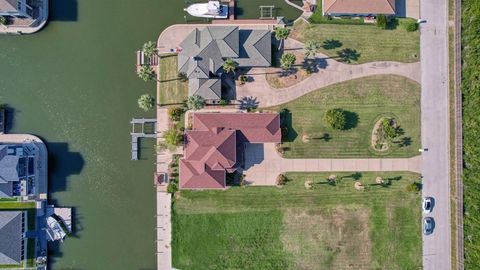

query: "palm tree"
xmin=142 ymin=41 xmax=157 ymax=58
xmin=273 ymin=27 xmax=290 ymax=50
xmin=304 ymin=40 xmax=322 ymax=58
xmin=138 ymin=94 xmax=155 ymax=111
xmin=186 ymin=95 xmax=205 ymax=111
xmin=137 ymin=65 xmax=155 ymax=82
xmin=280 ymin=53 xmax=296 ymax=70
xmin=222 ymin=58 xmax=238 ymax=75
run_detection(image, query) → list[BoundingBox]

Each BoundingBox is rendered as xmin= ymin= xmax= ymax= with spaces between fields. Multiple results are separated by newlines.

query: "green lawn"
xmin=291 ymin=20 xmax=420 ymax=64
xmin=158 ymin=54 xmax=188 ymax=106
xmin=267 ymin=75 xmax=421 ymax=158
xmin=173 ymin=172 xmax=422 ymax=270
xmin=0 ymin=201 xmax=35 ymax=209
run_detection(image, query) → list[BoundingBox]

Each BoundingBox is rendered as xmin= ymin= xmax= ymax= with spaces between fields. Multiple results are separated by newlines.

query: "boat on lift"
xmin=45 ymin=216 xmax=67 ymax=242
xmin=184 ymin=1 xmax=228 ymax=19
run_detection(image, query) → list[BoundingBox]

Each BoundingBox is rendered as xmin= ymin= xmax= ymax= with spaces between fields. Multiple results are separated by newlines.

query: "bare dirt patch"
xmin=266 ymin=51 xmax=311 ymax=89
xmin=282 ymin=206 xmax=371 ymax=270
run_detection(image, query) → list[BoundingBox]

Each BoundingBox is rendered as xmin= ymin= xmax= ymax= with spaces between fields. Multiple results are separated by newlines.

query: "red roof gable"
xmin=179 ymin=112 xmax=281 ymax=189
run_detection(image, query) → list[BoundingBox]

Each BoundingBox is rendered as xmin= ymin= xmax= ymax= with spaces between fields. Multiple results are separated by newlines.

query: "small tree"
xmin=273 ymin=27 xmax=290 ymax=50
xmin=137 ymin=94 xmax=155 ymax=111
xmin=137 ymin=65 xmax=155 ymax=82
xmin=304 ymin=40 xmax=322 ymax=58
xmin=167 ymin=107 xmax=184 ymax=122
xmin=142 ymin=41 xmax=157 ymax=58
xmin=402 ymin=20 xmax=418 ymax=32
xmin=186 ymin=95 xmax=205 ymax=111
xmin=324 ymin=108 xmax=347 ymax=130
xmin=406 ymin=182 xmax=421 ymax=192
xmin=276 ymin=174 xmax=288 ymax=185
xmin=381 ymin=118 xmax=400 ymax=140
xmin=0 ymin=16 xmax=7 ymax=25
xmin=280 ymin=53 xmax=296 ymax=70
xmin=222 ymin=58 xmax=238 ymax=75
xmin=163 ymin=128 xmax=183 ymax=148
xmin=376 ymin=14 xmax=388 ymax=29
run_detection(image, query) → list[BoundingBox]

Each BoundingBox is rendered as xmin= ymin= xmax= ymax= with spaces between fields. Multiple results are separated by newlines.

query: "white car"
xmin=422 ymin=197 xmax=433 ymax=214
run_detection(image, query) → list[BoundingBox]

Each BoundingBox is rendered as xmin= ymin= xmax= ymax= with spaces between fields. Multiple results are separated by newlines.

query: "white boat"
xmin=184 ymin=1 xmax=228 ymax=19
xmin=45 ymin=216 xmax=67 ymax=242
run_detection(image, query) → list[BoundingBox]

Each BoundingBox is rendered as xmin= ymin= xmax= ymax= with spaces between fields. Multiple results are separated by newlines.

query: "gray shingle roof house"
xmin=178 ymin=26 xmax=271 ymax=100
xmin=0 ymin=211 xmax=25 ymax=265
xmin=0 ymin=145 xmax=21 ymax=198
xmin=0 ymin=0 xmax=33 ymax=18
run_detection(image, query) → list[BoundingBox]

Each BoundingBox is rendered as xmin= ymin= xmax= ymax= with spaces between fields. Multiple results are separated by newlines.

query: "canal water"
xmin=0 ymin=0 xmax=300 ymax=269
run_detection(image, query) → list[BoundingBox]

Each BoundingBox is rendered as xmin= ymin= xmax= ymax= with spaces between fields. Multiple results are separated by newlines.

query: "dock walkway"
xmin=130 ymin=118 xmax=157 ymax=160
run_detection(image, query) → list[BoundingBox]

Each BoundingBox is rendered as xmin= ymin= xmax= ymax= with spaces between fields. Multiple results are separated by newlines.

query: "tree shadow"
xmin=238 ymin=96 xmax=259 ymax=111
xmin=279 ymin=108 xmax=298 ymax=142
xmin=302 ymin=57 xmax=328 ymax=73
xmin=341 ymin=172 xmax=362 ymax=180
xmin=312 ymin=133 xmax=331 ymax=142
xmin=398 ymin=137 xmax=412 ymax=147
xmin=47 ymin=142 xmax=85 ymax=193
xmin=386 ymin=18 xmax=400 ymax=30
xmin=344 ymin=111 xmax=359 ymax=130
xmin=322 ymin=39 xmax=343 ymax=50
xmin=336 ymin=48 xmax=361 ymax=63
xmin=0 ymin=105 xmax=15 ymax=133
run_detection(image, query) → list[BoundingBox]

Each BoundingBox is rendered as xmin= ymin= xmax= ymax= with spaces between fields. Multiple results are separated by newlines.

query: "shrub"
xmin=376 ymin=14 xmax=388 ymax=29
xmin=167 ymin=182 xmax=178 ymax=193
xmin=276 ymin=174 xmax=288 ymax=185
xmin=167 ymin=107 xmax=184 ymax=122
xmin=402 ymin=20 xmax=418 ymax=32
xmin=219 ymin=100 xmax=228 ymax=106
xmin=0 ymin=16 xmax=7 ymax=25
xmin=186 ymin=95 xmax=205 ymax=111
xmin=381 ymin=118 xmax=401 ymax=140
xmin=406 ymin=182 xmax=421 ymax=192
xmin=280 ymin=53 xmax=296 ymax=70
xmin=163 ymin=128 xmax=183 ymax=148
xmin=239 ymin=75 xmax=248 ymax=84
xmin=324 ymin=108 xmax=347 ymax=130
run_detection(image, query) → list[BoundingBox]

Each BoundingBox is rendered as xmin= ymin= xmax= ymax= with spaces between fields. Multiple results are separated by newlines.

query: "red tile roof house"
xmin=179 ymin=112 xmax=281 ymax=189
xmin=322 ymin=0 xmax=396 ymax=16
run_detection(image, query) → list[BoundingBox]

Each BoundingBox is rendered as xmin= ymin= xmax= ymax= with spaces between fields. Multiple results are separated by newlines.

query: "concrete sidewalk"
xmin=243 ymin=143 xmax=421 ymax=185
xmin=237 ymin=38 xmax=421 ymax=107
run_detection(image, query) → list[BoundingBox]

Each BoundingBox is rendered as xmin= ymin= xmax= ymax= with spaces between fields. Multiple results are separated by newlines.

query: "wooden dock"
xmin=136 ymin=51 xmax=159 ymax=72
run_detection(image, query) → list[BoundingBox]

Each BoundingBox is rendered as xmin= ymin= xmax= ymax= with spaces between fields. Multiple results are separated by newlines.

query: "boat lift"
xmin=130 ymin=118 xmax=157 ymax=160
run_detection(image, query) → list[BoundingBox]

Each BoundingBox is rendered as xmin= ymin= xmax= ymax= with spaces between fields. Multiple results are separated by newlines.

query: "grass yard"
xmin=291 ymin=20 xmax=420 ymax=64
xmin=267 ymin=75 xmax=421 ymax=158
xmin=0 ymin=201 xmax=35 ymax=209
xmin=158 ymin=54 xmax=188 ymax=106
xmin=173 ymin=171 xmax=422 ymax=270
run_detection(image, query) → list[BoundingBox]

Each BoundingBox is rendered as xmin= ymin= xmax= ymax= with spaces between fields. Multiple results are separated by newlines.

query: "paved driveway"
xmin=420 ymin=0 xmax=452 ymax=268
xmin=242 ymin=143 xmax=421 ymax=185
xmin=237 ymin=38 xmax=421 ymax=108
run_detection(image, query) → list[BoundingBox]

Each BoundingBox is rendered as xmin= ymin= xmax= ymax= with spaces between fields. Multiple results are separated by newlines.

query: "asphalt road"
xmin=420 ymin=0 xmax=452 ymax=269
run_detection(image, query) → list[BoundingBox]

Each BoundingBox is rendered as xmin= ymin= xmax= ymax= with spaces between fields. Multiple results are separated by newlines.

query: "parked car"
xmin=423 ymin=217 xmax=434 ymax=235
xmin=422 ymin=197 xmax=433 ymax=214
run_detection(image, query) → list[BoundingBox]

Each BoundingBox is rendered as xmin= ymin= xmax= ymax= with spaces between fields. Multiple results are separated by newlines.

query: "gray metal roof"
xmin=189 ymin=79 xmax=222 ymax=100
xmin=0 ymin=211 xmax=23 ymax=265
xmin=0 ymin=145 xmax=20 ymax=184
